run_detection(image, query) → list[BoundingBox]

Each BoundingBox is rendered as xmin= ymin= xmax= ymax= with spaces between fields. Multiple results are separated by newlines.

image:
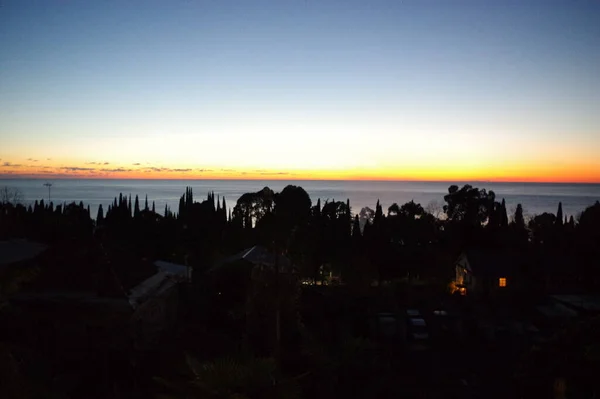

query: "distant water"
xmin=1 ymin=179 xmax=599 ymax=221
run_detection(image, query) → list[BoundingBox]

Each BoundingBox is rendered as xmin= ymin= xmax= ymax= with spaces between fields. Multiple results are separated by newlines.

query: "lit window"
xmin=499 ymin=278 xmax=507 ymax=287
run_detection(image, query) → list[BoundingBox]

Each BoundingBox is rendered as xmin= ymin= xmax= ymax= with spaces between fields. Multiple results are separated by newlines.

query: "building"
xmin=453 ymin=249 xmax=524 ymax=298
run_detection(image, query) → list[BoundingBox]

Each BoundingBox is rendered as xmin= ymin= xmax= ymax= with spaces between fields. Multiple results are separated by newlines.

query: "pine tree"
xmin=556 ymin=202 xmax=563 ymax=226
xmin=97 ymin=204 xmax=104 ymax=223
xmin=134 ymin=195 xmax=140 ymax=218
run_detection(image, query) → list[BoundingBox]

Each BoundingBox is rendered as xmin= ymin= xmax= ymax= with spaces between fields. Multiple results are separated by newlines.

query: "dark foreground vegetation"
xmin=1 ymin=184 xmax=599 ymax=398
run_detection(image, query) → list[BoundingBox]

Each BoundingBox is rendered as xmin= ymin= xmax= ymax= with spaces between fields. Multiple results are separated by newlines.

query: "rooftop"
xmin=0 ymin=239 xmax=48 ymax=267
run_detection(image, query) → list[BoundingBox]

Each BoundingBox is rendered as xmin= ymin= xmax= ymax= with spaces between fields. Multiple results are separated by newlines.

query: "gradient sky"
xmin=1 ymin=0 xmax=599 ymax=181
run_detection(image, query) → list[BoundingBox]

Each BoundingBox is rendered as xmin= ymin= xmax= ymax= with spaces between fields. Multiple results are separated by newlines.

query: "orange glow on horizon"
xmin=1 ymin=159 xmax=599 ymax=183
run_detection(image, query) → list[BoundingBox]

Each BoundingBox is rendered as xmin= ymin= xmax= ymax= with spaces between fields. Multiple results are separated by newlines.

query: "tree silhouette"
xmin=556 ymin=202 xmax=564 ymax=226
xmin=152 ymin=201 xmax=155 ymax=213
xmin=134 ymin=195 xmax=140 ymax=218
xmin=500 ymin=198 xmax=509 ymax=228
xmin=97 ymin=204 xmax=104 ymax=224
xmin=388 ymin=203 xmax=400 ymax=216
xmin=514 ymin=203 xmax=525 ymax=229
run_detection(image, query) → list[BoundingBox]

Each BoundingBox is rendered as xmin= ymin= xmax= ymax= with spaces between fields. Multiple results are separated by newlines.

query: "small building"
xmin=453 ymin=249 xmax=524 ymax=298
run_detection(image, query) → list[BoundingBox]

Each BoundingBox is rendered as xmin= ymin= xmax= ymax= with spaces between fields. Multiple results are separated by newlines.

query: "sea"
xmin=1 ymin=179 xmax=599 ymax=222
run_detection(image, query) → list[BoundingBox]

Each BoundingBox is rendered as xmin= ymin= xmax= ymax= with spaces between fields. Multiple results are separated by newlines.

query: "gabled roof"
xmin=459 ymin=248 xmax=522 ymax=277
xmin=211 ymin=245 xmax=293 ymax=272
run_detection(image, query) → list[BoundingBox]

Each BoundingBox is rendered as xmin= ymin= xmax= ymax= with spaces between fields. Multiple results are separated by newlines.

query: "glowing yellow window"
xmin=499 ymin=278 xmax=507 ymax=287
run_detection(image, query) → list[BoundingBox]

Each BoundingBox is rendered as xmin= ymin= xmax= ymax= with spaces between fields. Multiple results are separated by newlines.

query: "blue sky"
xmin=1 ymin=0 xmax=599 ymax=181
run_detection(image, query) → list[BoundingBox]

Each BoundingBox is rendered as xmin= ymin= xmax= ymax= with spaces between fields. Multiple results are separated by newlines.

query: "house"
xmin=453 ymin=249 xmax=525 ymax=298
xmin=209 ymin=245 xmax=294 ymax=304
xmin=1 ymin=245 xmax=191 ymax=396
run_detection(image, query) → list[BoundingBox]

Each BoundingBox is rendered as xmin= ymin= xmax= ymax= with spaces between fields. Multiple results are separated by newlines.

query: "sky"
xmin=1 ymin=0 xmax=599 ymax=182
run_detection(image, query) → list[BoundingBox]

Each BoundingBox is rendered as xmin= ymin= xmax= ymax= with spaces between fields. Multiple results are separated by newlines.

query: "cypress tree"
xmin=49 ymin=201 xmax=54 ymax=212
xmin=568 ymin=215 xmax=574 ymax=227
xmin=352 ymin=214 xmax=361 ymax=239
xmin=152 ymin=201 xmax=155 ymax=213
xmin=134 ymin=195 xmax=140 ymax=218
xmin=216 ymin=195 xmax=221 ymax=213
xmin=514 ymin=204 xmax=525 ymax=229
xmin=500 ymin=198 xmax=508 ymax=228
xmin=178 ymin=195 xmax=185 ymax=219
xmin=165 ymin=203 xmax=169 ymax=218
xmin=556 ymin=202 xmax=563 ymax=226
xmin=374 ymin=200 xmax=383 ymax=224
xmin=119 ymin=193 xmax=123 ymax=207
xmin=28 ymin=205 xmax=32 ymax=213
xmin=97 ymin=204 xmax=104 ymax=223
xmin=87 ymin=205 xmax=90 ymax=216
xmin=128 ymin=194 xmax=132 ymax=217
xmin=144 ymin=194 xmax=149 ymax=211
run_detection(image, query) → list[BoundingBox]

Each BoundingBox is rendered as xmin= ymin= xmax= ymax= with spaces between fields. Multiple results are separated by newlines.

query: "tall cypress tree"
xmin=514 ymin=204 xmax=525 ymax=229
xmin=134 ymin=195 xmax=140 ymax=218
xmin=352 ymin=214 xmax=361 ymax=239
xmin=128 ymin=194 xmax=132 ymax=217
xmin=144 ymin=194 xmax=149 ymax=211
xmin=165 ymin=203 xmax=169 ymax=218
xmin=501 ymin=198 xmax=509 ymax=228
xmin=556 ymin=202 xmax=563 ymax=226
xmin=374 ymin=200 xmax=383 ymax=224
xmin=152 ymin=201 xmax=155 ymax=213
xmin=97 ymin=204 xmax=104 ymax=223
xmin=178 ymin=195 xmax=185 ymax=220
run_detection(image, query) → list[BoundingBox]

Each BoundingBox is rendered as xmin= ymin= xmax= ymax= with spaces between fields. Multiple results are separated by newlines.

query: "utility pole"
xmin=43 ymin=182 xmax=52 ymax=202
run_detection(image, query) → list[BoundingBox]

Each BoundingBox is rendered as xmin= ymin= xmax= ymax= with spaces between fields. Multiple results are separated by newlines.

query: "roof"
xmin=551 ymin=295 xmax=600 ymax=312
xmin=0 ymin=240 xmax=48 ymax=267
xmin=460 ymin=248 xmax=522 ymax=277
xmin=127 ymin=271 xmax=179 ymax=310
xmin=154 ymin=260 xmax=190 ymax=278
xmin=211 ymin=245 xmax=293 ymax=272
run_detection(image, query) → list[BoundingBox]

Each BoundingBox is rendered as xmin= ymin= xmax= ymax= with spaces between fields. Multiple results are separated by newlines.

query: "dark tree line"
xmin=1 ymin=184 xmax=599 ymax=291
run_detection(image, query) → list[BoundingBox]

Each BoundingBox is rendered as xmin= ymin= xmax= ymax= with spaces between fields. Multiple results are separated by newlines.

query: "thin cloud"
xmin=2 ymin=162 xmax=23 ymax=167
xmin=260 ymin=172 xmax=290 ymax=175
xmin=197 ymin=168 xmax=214 ymax=172
xmin=46 ymin=158 xmax=52 ymax=161
xmin=172 ymin=168 xmax=192 ymax=172
xmin=133 ymin=163 xmax=141 ymax=166
xmin=103 ymin=162 xmax=110 ymax=165
xmin=27 ymin=158 xmax=39 ymax=162
xmin=61 ymin=166 xmax=96 ymax=172
xmin=101 ymin=167 xmax=132 ymax=173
